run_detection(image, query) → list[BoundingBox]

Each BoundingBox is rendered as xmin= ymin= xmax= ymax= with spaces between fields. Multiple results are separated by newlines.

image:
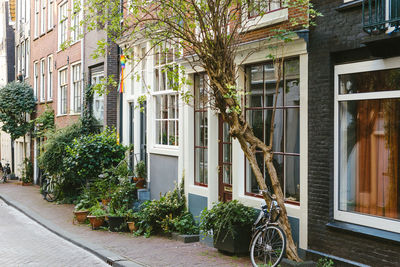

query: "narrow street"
xmin=0 ymin=199 xmax=107 ymax=267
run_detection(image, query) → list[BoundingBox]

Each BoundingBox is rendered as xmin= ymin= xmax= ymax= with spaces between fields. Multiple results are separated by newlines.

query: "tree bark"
xmin=207 ymin=63 xmax=301 ymax=262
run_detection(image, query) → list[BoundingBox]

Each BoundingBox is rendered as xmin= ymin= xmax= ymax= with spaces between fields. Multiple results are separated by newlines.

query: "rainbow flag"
xmin=119 ymin=54 xmax=126 ymax=93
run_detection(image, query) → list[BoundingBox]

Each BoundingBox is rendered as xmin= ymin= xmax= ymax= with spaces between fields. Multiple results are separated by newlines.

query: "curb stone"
xmin=0 ymin=194 xmax=147 ymax=267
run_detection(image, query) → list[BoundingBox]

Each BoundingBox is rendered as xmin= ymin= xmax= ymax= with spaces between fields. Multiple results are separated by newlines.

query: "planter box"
xmin=87 ymin=215 xmax=105 ymax=230
xmin=213 ymin=225 xmax=251 ymax=254
xmin=74 ymin=210 xmax=89 ymax=224
xmin=107 ymin=216 xmax=127 ymax=232
xmin=171 ymin=232 xmax=200 ymax=243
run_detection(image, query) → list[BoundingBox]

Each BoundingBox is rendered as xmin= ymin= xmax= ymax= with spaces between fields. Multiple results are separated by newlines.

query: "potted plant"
xmin=87 ymin=202 xmax=107 ymax=230
xmin=74 ymin=199 xmax=92 ymax=224
xmin=107 ymin=206 xmax=128 ymax=232
xmin=126 ymin=209 xmax=138 ymax=233
xmin=200 ymin=200 xmax=257 ymax=254
xmin=134 ymin=161 xmax=146 ymax=189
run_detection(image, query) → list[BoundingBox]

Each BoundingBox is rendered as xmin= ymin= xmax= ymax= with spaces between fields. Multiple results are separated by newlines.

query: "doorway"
xmin=218 ymin=116 xmax=232 ymax=202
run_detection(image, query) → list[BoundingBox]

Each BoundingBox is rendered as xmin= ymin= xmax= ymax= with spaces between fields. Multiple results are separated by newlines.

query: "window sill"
xmin=149 ymin=146 xmax=179 ymax=157
xmin=243 ymin=8 xmax=288 ymax=32
xmin=336 ymin=0 xmax=362 ymax=12
xmin=69 ymin=112 xmax=81 ymax=116
xmin=327 ymin=221 xmax=400 ymax=243
xmin=56 ymin=114 xmax=68 ymax=118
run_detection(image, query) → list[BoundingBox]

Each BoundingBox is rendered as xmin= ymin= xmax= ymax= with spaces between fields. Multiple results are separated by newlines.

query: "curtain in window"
xmin=355 ymin=99 xmax=399 ymax=219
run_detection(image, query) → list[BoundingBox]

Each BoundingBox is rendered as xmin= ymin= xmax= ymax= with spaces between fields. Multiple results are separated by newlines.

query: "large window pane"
xmin=339 ymin=99 xmax=400 ymax=220
xmin=339 ymin=68 xmax=400 ymax=94
xmin=245 ymin=58 xmax=300 ymax=202
xmin=286 ymin=108 xmax=299 ymax=154
xmin=285 ymin=155 xmax=300 ymax=202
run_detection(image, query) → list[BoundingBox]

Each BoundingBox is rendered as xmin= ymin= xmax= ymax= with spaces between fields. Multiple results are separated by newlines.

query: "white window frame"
xmin=33 ymin=61 xmax=39 ymax=100
xmin=58 ymin=67 xmax=68 ymax=115
xmin=91 ymin=71 xmax=105 ymax=124
xmin=70 ymin=62 xmax=82 ymax=114
xmin=25 ymin=39 xmax=29 ymax=78
xmin=334 ymin=57 xmax=400 ymax=234
xmin=47 ymin=55 xmax=53 ymax=100
xmin=40 ymin=59 xmax=45 ymax=102
xmin=48 ymin=0 xmax=54 ymax=30
xmin=152 ymin=42 xmax=180 ymax=148
xmin=34 ymin=0 xmax=39 ymax=38
xmin=241 ymin=1 xmax=288 ymax=32
xmin=21 ymin=42 xmax=25 ymax=75
xmin=71 ymin=0 xmax=81 ymax=42
xmin=58 ymin=2 xmax=68 ymax=49
xmin=41 ymin=0 xmax=46 ymax=34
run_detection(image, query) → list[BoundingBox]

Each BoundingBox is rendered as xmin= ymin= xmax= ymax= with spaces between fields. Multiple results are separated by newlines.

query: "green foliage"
xmin=21 ymin=158 xmax=33 ymax=183
xmin=81 ymin=85 xmax=100 ymax=135
xmin=162 ymin=211 xmax=199 ymax=235
xmin=108 ymin=177 xmax=137 ymax=214
xmin=89 ymin=202 xmax=107 ymax=217
xmin=33 ymin=106 xmax=55 ymax=138
xmin=134 ymin=179 xmax=197 ymax=237
xmin=199 ymin=200 xmax=256 ymax=241
xmin=135 ymin=161 xmax=146 ymax=178
xmin=63 ymin=128 xmax=127 ymax=185
xmin=74 ymin=187 xmax=97 ymax=211
xmin=317 ymin=258 xmax=334 ymax=267
xmin=0 ymin=81 xmax=36 ymax=140
xmin=38 ymin=122 xmax=83 ymax=176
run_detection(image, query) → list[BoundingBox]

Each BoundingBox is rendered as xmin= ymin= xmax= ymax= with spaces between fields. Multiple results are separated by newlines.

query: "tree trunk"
xmin=207 ymin=62 xmax=301 ymax=261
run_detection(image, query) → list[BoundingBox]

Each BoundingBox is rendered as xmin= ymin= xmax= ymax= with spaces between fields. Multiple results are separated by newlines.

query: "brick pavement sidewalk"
xmin=0 ymin=182 xmax=251 ymax=267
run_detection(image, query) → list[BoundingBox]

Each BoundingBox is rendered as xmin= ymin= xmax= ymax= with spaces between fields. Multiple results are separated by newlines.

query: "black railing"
xmin=363 ymin=0 xmax=400 ymax=34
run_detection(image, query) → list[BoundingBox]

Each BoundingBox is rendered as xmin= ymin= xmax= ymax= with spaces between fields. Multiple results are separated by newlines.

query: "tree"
xmin=77 ymin=0 xmax=320 ymax=261
xmin=0 ymin=81 xmax=36 ymax=172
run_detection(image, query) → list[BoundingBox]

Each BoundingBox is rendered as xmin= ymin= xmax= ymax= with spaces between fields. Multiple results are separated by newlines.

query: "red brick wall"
xmin=30 ymin=0 xmax=82 ymax=129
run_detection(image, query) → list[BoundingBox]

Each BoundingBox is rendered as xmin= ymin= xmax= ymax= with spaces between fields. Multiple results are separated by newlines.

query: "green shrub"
xmin=89 ymin=202 xmax=107 ymax=217
xmin=38 ymin=122 xmax=82 ymax=176
xmin=108 ymin=177 xmax=137 ymax=213
xmin=74 ymin=187 xmax=98 ymax=211
xmin=317 ymin=258 xmax=334 ymax=267
xmin=21 ymin=158 xmax=33 ymax=183
xmin=63 ymin=128 xmax=127 ymax=185
xmin=134 ymin=179 xmax=198 ymax=237
xmin=199 ymin=200 xmax=257 ymax=241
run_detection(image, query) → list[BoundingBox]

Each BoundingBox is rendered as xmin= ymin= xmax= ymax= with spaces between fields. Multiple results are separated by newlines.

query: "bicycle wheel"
xmin=250 ymin=225 xmax=286 ymax=267
xmin=44 ymin=179 xmax=60 ymax=202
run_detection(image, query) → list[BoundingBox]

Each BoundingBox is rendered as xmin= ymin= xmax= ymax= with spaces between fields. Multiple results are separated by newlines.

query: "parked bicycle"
xmin=41 ymin=174 xmax=60 ymax=202
xmin=1 ymin=162 xmax=11 ymax=183
xmin=249 ymin=189 xmax=286 ymax=267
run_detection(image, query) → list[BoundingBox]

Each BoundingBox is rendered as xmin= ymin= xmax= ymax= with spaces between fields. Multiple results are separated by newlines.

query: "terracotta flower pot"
xmin=134 ymin=177 xmax=146 ymax=189
xmin=127 ymin=221 xmax=137 ymax=233
xmin=74 ymin=210 xmax=89 ymax=224
xmin=87 ymin=215 xmax=105 ymax=230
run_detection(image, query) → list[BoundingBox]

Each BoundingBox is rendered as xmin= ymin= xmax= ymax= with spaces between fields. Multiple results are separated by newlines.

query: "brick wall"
xmin=30 ymin=0 xmax=81 ymax=128
xmin=308 ymin=1 xmax=400 ymax=266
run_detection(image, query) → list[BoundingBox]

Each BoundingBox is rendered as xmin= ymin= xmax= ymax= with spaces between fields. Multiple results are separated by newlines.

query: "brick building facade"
xmin=308 ymin=0 xmax=400 ymax=265
xmin=29 ymin=0 xmax=82 ymax=183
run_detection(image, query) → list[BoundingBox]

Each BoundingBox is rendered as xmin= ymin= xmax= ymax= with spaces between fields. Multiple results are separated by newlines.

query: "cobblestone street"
xmin=0 ymin=199 xmax=107 ymax=267
xmin=0 ymin=183 xmax=250 ymax=266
